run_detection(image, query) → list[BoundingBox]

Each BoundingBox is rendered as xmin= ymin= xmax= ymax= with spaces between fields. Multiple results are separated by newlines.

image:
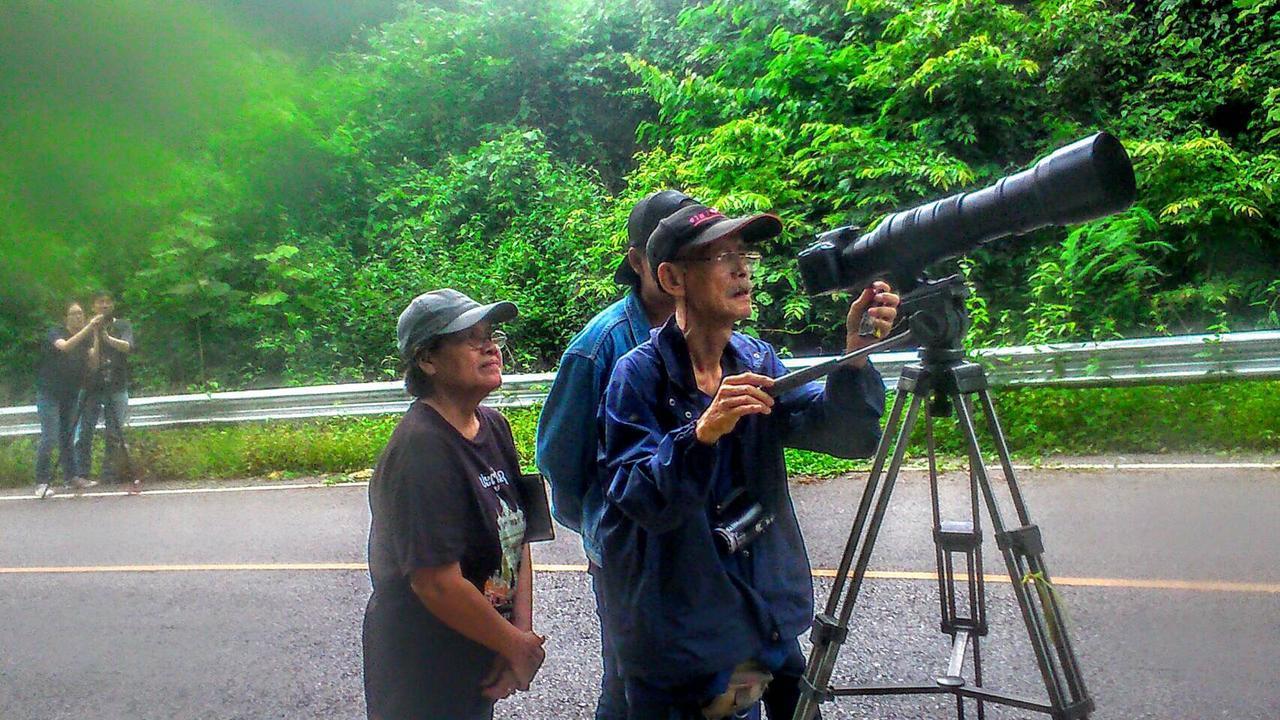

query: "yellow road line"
xmin=2 ymin=562 xmax=1276 ymax=594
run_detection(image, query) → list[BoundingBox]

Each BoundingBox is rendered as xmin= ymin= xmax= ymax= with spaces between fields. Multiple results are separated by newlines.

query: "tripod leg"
xmin=793 ymin=389 xmax=926 ymax=720
xmin=926 ymin=406 xmax=949 ymax=628
xmin=822 ymin=386 xmax=911 ymax=615
xmin=953 ymin=392 xmax=1092 ymax=718
xmin=931 ymin=396 xmax=990 ymax=704
xmin=975 ymin=389 xmax=1092 ymax=713
xmin=968 ymin=442 xmax=987 ymax=720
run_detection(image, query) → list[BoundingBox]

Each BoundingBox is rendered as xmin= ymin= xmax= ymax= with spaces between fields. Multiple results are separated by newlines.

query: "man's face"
xmin=93 ymin=296 xmax=114 ymax=318
xmin=675 ymin=234 xmax=756 ymax=325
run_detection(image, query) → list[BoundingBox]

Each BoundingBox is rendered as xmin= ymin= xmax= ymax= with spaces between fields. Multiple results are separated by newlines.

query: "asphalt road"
xmin=2 ymin=463 xmax=1278 ymax=719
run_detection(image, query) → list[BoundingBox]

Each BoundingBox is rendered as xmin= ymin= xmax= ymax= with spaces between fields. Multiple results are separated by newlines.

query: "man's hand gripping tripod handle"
xmin=767 ymin=330 xmax=914 ymax=397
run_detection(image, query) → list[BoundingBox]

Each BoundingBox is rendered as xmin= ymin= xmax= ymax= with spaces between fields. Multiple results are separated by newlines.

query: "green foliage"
xmin=1 ymin=0 xmax=1277 ymax=400
xmin=358 ymin=128 xmax=616 ymax=369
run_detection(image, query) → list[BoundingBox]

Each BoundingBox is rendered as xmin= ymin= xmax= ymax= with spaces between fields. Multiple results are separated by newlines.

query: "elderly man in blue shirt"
xmin=536 ymin=189 xmax=698 ymax=720
xmin=596 ymin=202 xmax=898 ymax=719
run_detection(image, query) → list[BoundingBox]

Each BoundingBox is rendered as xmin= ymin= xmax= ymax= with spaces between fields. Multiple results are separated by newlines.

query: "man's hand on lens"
xmin=845 ymin=281 xmax=900 ymax=363
xmin=696 ymin=372 xmax=775 ymax=445
xmin=88 ymin=314 xmax=106 ymax=329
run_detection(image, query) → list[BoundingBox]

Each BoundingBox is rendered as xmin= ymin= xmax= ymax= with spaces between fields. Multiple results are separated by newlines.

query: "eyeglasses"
xmin=679 ymin=251 xmax=763 ymax=272
xmin=457 ymin=327 xmax=507 ymax=351
xmin=418 ymin=328 xmax=507 ymax=360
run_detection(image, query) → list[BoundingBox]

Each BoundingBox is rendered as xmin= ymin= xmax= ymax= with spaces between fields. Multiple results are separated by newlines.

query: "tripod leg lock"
xmin=798 ymin=674 xmax=835 ymax=704
xmin=995 ymin=524 xmax=1044 ymax=556
xmin=809 ymin=613 xmax=849 ymax=646
xmin=1059 ymin=696 xmax=1096 ymax=719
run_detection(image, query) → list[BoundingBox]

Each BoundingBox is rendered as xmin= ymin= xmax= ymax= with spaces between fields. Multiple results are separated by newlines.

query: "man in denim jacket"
xmin=535 ymin=189 xmax=697 ymax=720
xmin=597 ymin=203 xmax=898 ymax=719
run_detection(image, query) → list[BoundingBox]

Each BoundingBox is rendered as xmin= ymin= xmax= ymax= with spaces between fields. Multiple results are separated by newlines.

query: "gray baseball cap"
xmin=397 ymin=289 xmax=518 ymax=360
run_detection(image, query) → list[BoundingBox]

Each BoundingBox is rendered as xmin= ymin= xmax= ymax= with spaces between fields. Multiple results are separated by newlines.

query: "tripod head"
xmin=893 ymin=275 xmax=977 ymax=418
xmin=897 ymin=275 xmax=971 ymax=366
xmin=768 ymin=275 xmax=975 ymax=398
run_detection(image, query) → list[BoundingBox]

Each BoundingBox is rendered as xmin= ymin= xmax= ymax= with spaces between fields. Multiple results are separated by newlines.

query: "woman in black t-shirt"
xmin=33 ymin=301 xmax=98 ymax=498
xmin=364 ymin=289 xmax=544 ymax=720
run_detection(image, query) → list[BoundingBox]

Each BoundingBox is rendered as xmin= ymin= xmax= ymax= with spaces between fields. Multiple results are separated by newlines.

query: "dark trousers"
xmin=589 ymin=562 xmax=629 ymax=720
xmin=35 ymin=389 xmax=79 ymax=484
xmin=74 ymin=387 xmax=130 ymax=481
xmin=624 ymin=642 xmax=816 ymax=720
xmin=760 ymin=645 xmax=815 ymax=720
xmin=362 ymin=593 xmax=496 ymax=720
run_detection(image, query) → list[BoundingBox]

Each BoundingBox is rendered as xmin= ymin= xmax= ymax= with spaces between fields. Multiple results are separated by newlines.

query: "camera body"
xmin=713 ymin=488 xmax=776 ymax=555
xmin=91 ymin=315 xmax=125 ymax=387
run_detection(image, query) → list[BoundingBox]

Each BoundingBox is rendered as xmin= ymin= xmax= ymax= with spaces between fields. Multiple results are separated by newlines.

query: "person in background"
xmin=535 ymin=189 xmax=696 ymax=720
xmin=597 ymin=203 xmax=898 ymax=719
xmin=73 ymin=290 xmax=135 ymax=489
xmin=363 ymin=288 xmax=545 ymax=720
xmin=34 ymin=300 xmax=97 ymax=498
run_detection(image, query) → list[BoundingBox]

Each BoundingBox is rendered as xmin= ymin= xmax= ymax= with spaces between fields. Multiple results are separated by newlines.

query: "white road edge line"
xmin=2 ymin=461 xmax=1277 ymax=503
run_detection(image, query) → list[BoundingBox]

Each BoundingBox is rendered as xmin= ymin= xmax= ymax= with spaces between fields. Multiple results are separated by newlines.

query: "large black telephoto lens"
xmin=798 ymin=132 xmax=1137 ymax=295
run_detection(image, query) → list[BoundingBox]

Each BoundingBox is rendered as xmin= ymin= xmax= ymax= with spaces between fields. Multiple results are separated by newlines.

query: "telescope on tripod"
xmin=771 ymin=132 xmax=1137 ymax=720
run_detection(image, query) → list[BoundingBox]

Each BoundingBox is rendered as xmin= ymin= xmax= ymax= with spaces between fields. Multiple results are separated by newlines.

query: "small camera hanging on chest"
xmin=771 ymin=132 xmax=1137 ymax=720
xmin=713 ymin=487 xmax=776 ymax=556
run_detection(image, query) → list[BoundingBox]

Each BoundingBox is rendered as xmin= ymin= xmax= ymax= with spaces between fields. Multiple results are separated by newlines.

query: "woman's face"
xmin=65 ymin=304 xmax=86 ymax=333
xmin=418 ymin=321 xmax=505 ymax=398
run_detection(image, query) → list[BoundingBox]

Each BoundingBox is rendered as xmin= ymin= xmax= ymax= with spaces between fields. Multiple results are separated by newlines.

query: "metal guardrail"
xmin=2 ymin=331 xmax=1278 ymax=438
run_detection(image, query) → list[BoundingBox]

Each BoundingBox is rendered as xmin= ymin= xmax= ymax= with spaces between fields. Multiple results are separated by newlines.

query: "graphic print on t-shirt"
xmin=481 ymin=470 xmax=526 ymax=619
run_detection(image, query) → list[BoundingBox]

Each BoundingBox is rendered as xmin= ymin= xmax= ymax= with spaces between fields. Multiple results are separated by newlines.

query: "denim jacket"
xmin=535 ymin=291 xmax=653 ymax=566
xmin=596 ymin=316 xmax=886 ymax=683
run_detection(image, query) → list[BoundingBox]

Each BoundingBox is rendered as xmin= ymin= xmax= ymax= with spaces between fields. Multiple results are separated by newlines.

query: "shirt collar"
xmin=623 ymin=290 xmax=652 ymax=346
xmin=652 ymin=315 xmax=755 ymax=393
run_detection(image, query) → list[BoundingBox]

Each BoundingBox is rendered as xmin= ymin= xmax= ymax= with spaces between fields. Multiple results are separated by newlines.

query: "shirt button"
xmin=771 ymin=631 xmax=780 ymax=642
xmin=742 ymin=549 xmax=751 ymax=558
xmin=668 ymin=398 xmax=676 ymax=406
xmin=684 ymin=411 xmax=692 ymax=418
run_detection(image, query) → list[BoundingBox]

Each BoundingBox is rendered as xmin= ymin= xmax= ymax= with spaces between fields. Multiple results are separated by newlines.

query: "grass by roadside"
xmin=2 ymin=380 xmax=1278 ymax=488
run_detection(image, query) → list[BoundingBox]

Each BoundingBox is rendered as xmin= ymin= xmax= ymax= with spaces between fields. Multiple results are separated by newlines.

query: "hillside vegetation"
xmin=2 ymin=0 xmax=1276 ymax=402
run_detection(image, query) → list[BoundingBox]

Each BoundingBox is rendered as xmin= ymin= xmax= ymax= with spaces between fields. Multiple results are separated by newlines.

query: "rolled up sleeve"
xmin=770 ymin=350 xmax=886 ymax=459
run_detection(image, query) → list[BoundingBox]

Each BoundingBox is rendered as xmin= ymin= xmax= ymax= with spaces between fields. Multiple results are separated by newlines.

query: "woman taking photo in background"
xmin=34 ymin=300 xmax=98 ymax=498
xmin=363 ymin=288 xmax=544 ymax=720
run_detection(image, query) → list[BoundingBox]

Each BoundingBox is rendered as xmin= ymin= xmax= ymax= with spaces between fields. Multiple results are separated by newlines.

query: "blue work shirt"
xmin=535 ymin=291 xmax=653 ymax=566
xmin=596 ymin=316 xmax=886 ymax=686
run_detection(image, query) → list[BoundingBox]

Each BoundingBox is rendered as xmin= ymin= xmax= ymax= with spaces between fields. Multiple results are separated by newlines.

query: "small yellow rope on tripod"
xmin=1021 ymin=571 xmax=1070 ymax=646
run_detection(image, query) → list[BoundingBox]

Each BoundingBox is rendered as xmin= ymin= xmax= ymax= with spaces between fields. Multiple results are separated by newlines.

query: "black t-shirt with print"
xmin=363 ymin=402 xmax=527 ymax=719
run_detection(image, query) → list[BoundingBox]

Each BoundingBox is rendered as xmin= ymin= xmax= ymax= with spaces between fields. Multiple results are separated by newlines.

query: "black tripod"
xmin=792 ymin=276 xmax=1093 ymax=720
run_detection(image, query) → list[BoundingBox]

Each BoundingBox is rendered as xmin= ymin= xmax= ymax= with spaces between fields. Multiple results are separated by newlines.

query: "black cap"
xmin=646 ymin=204 xmax=782 ymax=281
xmin=615 ymin=189 xmax=698 ymax=285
